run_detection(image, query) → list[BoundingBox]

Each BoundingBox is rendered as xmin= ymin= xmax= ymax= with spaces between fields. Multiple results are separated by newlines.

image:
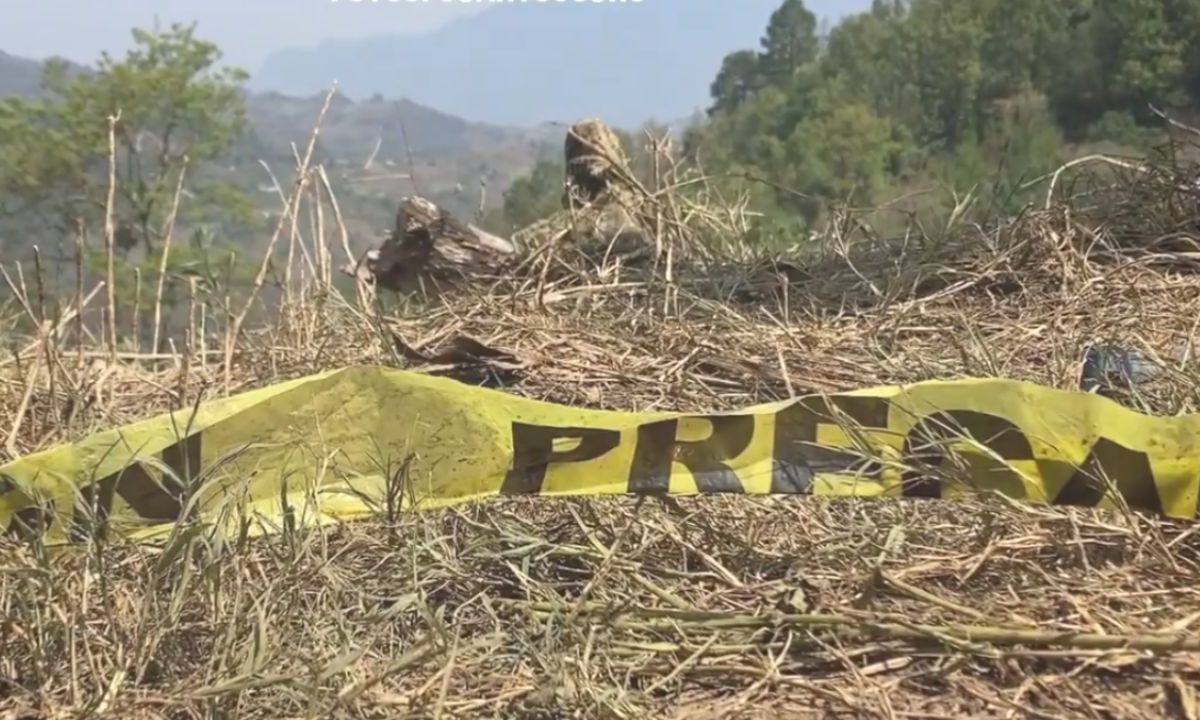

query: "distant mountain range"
xmin=251 ymin=0 xmax=868 ymax=128
xmin=236 ymin=90 xmax=562 ymax=222
xmin=0 ymin=50 xmax=560 ymax=247
xmin=0 ymin=51 xmax=552 ymax=161
xmin=0 ymin=50 xmax=64 ymax=97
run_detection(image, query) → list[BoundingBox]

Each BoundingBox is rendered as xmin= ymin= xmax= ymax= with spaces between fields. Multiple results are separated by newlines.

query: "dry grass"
xmin=2 ymin=111 xmax=1200 ymax=718
xmin=2 ymin=497 xmax=1198 ymax=719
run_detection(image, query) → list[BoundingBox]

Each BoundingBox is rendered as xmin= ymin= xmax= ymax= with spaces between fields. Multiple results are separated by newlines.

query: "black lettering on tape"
xmin=3 ymin=474 xmax=53 ymax=539
xmin=771 ymin=396 xmax=890 ymax=494
xmin=162 ymin=433 xmax=202 ymax=506
xmin=901 ymin=410 xmax=1035 ymax=499
xmin=69 ymin=432 xmax=202 ymax=538
xmin=628 ymin=419 xmax=675 ymax=494
xmin=628 ymin=416 xmax=755 ymax=494
xmin=502 ymin=423 xmax=622 ymax=494
xmin=1053 ymin=437 xmax=1163 ymax=515
xmin=69 ymin=472 xmax=119 ymax=541
xmin=6 ymin=506 xmax=53 ymax=540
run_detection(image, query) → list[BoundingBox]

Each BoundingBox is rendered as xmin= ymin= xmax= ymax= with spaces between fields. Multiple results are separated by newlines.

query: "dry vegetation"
xmin=2 ymin=111 xmax=1200 ymax=719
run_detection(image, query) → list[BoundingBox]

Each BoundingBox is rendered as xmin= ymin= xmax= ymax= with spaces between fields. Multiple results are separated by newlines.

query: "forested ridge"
xmin=499 ymin=0 xmax=1200 ymax=240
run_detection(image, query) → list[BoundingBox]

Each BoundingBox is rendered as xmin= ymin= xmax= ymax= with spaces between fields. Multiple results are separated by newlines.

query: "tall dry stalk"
xmin=31 ymin=248 xmax=59 ymax=424
xmin=199 ymin=301 xmax=208 ymax=371
xmin=74 ymin=219 xmax=86 ymax=371
xmin=181 ymin=276 xmax=197 ymax=402
xmin=187 ymin=276 xmax=198 ymax=359
xmin=316 ymin=165 xmax=356 ymax=271
xmin=131 ymin=267 xmax=142 ymax=352
xmin=103 ymin=111 xmax=121 ymax=362
xmin=223 ymin=86 xmax=337 ymax=390
xmin=152 ymin=161 xmax=188 ymax=356
xmin=31 ymin=247 xmax=46 ymax=324
xmin=284 ymin=182 xmax=300 ymax=306
xmin=313 ymin=176 xmax=330 ymax=289
xmin=4 ymin=319 xmax=50 ymax=458
xmin=0 ymin=265 xmax=36 ymax=331
xmin=316 ymin=165 xmax=371 ymax=312
xmin=283 ymin=148 xmax=320 ymax=306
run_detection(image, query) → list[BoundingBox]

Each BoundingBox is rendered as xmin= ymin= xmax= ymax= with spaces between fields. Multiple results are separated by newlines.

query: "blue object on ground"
xmin=1079 ymin=344 xmax=1157 ymax=396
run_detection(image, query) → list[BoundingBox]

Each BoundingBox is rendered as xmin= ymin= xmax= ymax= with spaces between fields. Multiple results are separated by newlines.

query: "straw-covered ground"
xmin=2 ymin=123 xmax=1200 ymax=718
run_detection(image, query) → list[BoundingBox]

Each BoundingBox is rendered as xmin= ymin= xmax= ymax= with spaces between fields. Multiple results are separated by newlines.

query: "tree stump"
xmin=349 ymin=118 xmax=643 ymax=292
xmin=346 ymin=196 xmax=515 ymax=293
xmin=563 ymin=118 xmax=630 ymax=208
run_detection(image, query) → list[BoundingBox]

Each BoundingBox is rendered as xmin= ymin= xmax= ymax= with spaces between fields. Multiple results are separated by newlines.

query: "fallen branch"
xmin=506 ymin=600 xmax=1200 ymax=654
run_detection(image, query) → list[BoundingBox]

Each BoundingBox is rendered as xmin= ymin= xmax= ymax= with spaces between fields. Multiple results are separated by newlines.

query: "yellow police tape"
xmin=0 ymin=365 xmax=1197 ymax=543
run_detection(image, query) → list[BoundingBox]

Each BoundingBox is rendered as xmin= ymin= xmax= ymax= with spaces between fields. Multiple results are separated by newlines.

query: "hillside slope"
xmin=0 ymin=51 xmax=45 ymax=96
xmin=236 ymin=90 xmax=560 ymax=227
xmin=0 ymin=50 xmax=560 ymax=240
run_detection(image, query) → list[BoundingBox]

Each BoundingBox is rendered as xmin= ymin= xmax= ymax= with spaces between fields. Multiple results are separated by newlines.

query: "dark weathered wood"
xmin=392 ymin=333 xmax=524 ymax=387
xmin=563 ymin=118 xmax=629 ymax=208
xmin=348 ymin=119 xmax=637 ymax=291
xmin=348 ymin=196 xmax=515 ymax=292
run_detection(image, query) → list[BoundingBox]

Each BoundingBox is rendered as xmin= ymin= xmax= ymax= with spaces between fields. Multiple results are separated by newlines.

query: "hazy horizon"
xmin=1 ymin=0 xmax=869 ymax=128
xmin=0 ymin=0 xmax=484 ymax=70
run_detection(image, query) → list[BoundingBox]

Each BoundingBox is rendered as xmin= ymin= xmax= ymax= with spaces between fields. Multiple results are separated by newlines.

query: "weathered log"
xmin=346 ymin=196 xmax=515 ymax=292
xmin=348 ymin=119 xmax=642 ymax=292
xmin=392 ymin=333 xmax=524 ymax=387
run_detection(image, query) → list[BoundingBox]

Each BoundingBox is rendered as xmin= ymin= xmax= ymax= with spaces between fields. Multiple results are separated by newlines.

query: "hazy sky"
xmin=0 ymin=0 xmax=485 ymax=69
